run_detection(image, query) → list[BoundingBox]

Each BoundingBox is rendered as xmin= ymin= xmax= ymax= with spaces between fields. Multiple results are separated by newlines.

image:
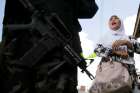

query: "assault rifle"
xmin=4 ymin=0 xmax=94 ymax=80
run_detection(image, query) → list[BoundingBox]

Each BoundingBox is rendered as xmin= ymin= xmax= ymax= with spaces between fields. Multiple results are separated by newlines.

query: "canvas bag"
xmin=89 ymin=61 xmax=132 ymax=93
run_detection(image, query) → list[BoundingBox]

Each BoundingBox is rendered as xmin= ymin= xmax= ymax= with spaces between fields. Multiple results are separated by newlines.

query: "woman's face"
xmin=108 ymin=16 xmax=121 ymax=31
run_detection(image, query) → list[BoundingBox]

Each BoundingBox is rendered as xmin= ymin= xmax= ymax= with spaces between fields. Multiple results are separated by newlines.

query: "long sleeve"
xmin=129 ymin=36 xmax=140 ymax=54
xmin=133 ymin=41 xmax=140 ymax=54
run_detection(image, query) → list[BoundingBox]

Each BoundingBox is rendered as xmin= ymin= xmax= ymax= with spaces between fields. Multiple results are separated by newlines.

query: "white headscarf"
xmin=98 ymin=16 xmax=129 ymax=48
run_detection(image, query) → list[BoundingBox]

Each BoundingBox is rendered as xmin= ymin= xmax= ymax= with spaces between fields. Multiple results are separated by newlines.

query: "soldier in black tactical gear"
xmin=0 ymin=0 xmax=98 ymax=93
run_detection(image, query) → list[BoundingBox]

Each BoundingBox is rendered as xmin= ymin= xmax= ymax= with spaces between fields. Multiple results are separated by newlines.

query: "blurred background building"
xmin=133 ymin=4 xmax=140 ymax=38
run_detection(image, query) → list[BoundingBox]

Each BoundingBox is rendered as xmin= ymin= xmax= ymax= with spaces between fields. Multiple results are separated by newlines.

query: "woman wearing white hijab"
xmin=89 ymin=15 xmax=140 ymax=93
xmin=97 ymin=15 xmax=134 ymax=63
xmin=99 ymin=15 xmax=130 ymax=50
xmin=109 ymin=15 xmax=132 ymax=58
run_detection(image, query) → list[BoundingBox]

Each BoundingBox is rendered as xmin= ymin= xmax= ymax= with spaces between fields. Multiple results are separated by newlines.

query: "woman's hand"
xmin=112 ymin=40 xmax=132 ymax=58
xmin=112 ymin=40 xmax=132 ymax=49
xmin=112 ymin=48 xmax=128 ymax=58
